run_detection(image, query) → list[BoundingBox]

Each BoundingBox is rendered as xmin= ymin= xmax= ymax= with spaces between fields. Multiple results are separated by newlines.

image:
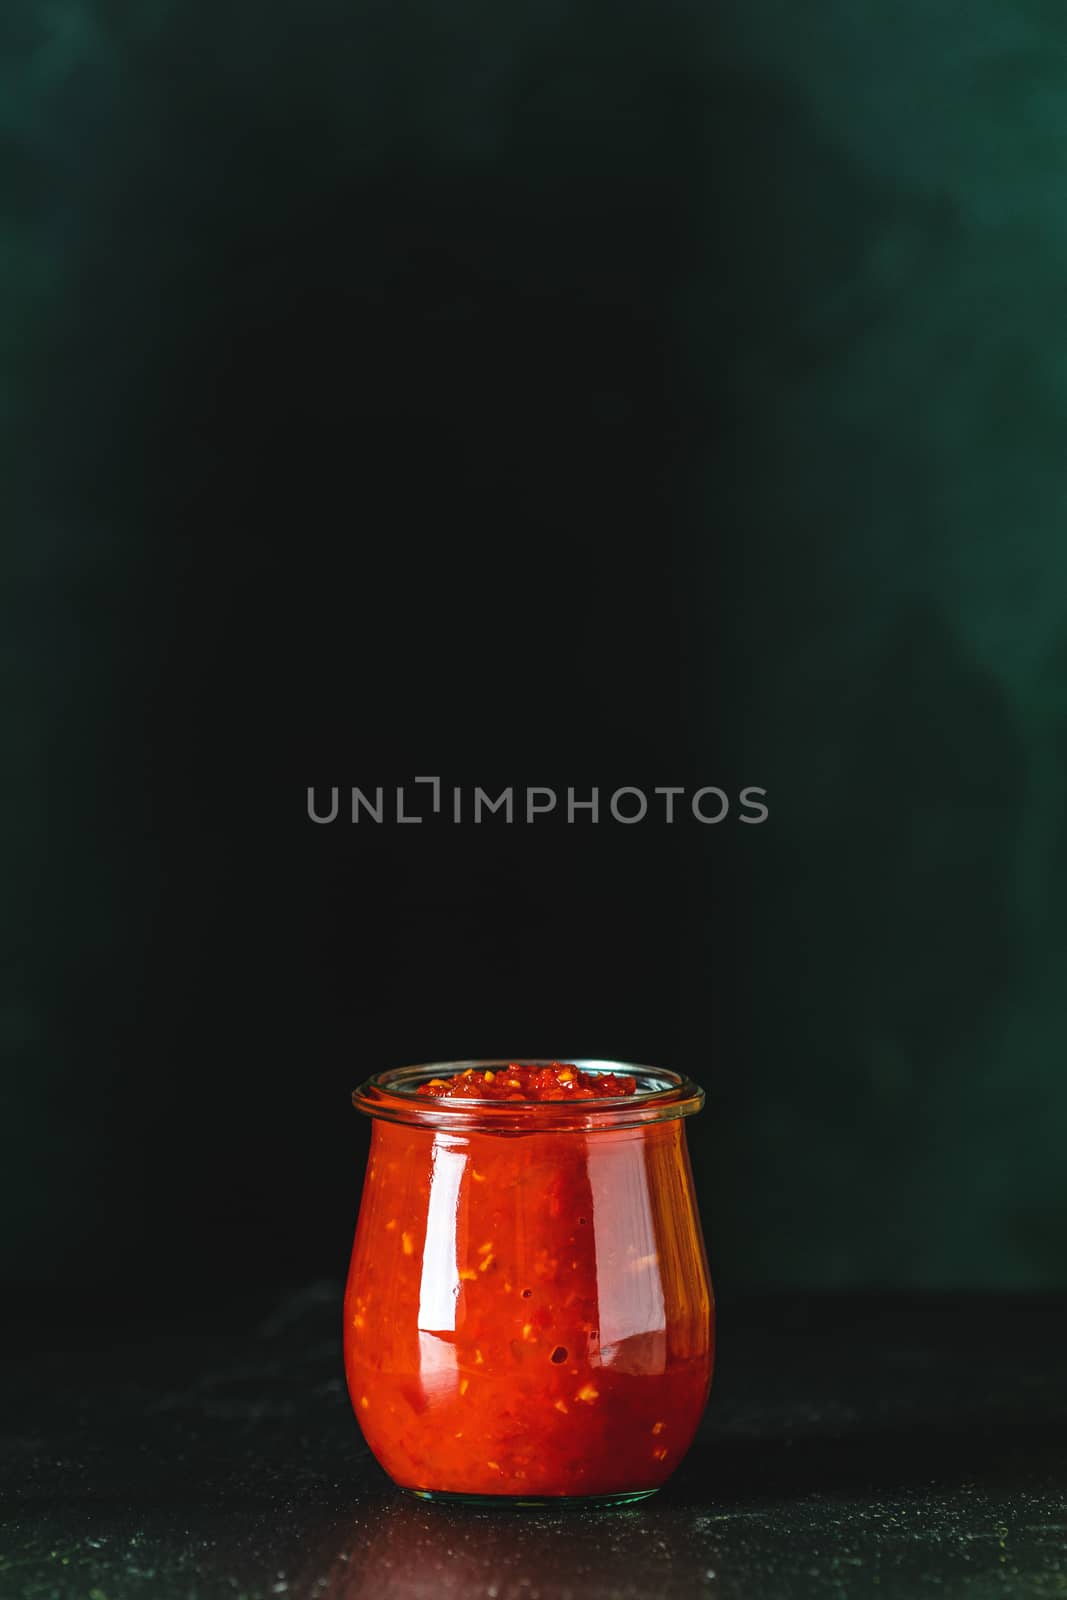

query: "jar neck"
xmin=352 ymin=1060 xmax=704 ymax=1134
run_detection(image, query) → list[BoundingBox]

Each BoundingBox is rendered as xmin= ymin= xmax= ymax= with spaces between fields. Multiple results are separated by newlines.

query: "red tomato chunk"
xmin=416 ymin=1062 xmax=638 ymax=1101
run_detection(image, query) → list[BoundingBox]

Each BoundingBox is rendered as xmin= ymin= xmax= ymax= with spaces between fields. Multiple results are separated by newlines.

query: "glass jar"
xmin=344 ymin=1060 xmax=714 ymax=1507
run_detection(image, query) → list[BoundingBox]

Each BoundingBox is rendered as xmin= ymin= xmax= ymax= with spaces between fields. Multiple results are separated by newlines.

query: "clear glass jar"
xmin=344 ymin=1060 xmax=714 ymax=1507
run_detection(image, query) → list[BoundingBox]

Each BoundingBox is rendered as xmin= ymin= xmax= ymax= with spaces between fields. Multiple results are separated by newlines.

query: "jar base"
xmin=402 ymin=1486 xmax=661 ymax=1511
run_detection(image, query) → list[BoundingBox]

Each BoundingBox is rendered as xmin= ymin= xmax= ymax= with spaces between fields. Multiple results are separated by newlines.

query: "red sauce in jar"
xmin=416 ymin=1061 xmax=638 ymax=1101
xmin=345 ymin=1061 xmax=713 ymax=1502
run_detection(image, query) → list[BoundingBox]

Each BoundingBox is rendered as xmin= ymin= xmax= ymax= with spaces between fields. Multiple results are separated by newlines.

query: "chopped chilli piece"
xmin=416 ymin=1063 xmax=639 ymax=1101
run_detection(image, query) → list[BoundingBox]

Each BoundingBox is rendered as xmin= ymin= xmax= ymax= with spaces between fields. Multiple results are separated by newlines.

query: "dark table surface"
xmin=3 ymin=1288 xmax=1066 ymax=1599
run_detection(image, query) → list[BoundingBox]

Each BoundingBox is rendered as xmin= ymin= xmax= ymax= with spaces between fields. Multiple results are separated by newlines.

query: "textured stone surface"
xmin=4 ymin=1288 xmax=1066 ymax=1598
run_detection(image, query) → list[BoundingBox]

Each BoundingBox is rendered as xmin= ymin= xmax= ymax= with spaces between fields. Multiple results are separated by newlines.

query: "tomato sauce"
xmin=416 ymin=1061 xmax=638 ymax=1101
xmin=345 ymin=1061 xmax=713 ymax=1501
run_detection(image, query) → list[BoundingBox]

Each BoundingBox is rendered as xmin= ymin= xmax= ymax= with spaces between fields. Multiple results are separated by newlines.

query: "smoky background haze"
xmin=3 ymin=0 xmax=1066 ymax=1314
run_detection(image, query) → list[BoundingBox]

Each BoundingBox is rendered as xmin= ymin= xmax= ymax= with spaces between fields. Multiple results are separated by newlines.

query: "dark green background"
xmin=3 ymin=1 xmax=1065 ymax=1303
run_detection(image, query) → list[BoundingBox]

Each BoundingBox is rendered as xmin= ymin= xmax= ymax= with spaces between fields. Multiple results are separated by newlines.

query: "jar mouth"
xmin=352 ymin=1060 xmax=704 ymax=1132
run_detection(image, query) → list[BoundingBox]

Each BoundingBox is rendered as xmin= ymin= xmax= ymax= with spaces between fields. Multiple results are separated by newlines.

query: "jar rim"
xmin=351 ymin=1059 xmax=704 ymax=1132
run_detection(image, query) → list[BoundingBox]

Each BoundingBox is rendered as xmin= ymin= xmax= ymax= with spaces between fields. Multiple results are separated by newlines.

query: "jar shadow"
xmin=297 ymin=1490 xmax=705 ymax=1600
